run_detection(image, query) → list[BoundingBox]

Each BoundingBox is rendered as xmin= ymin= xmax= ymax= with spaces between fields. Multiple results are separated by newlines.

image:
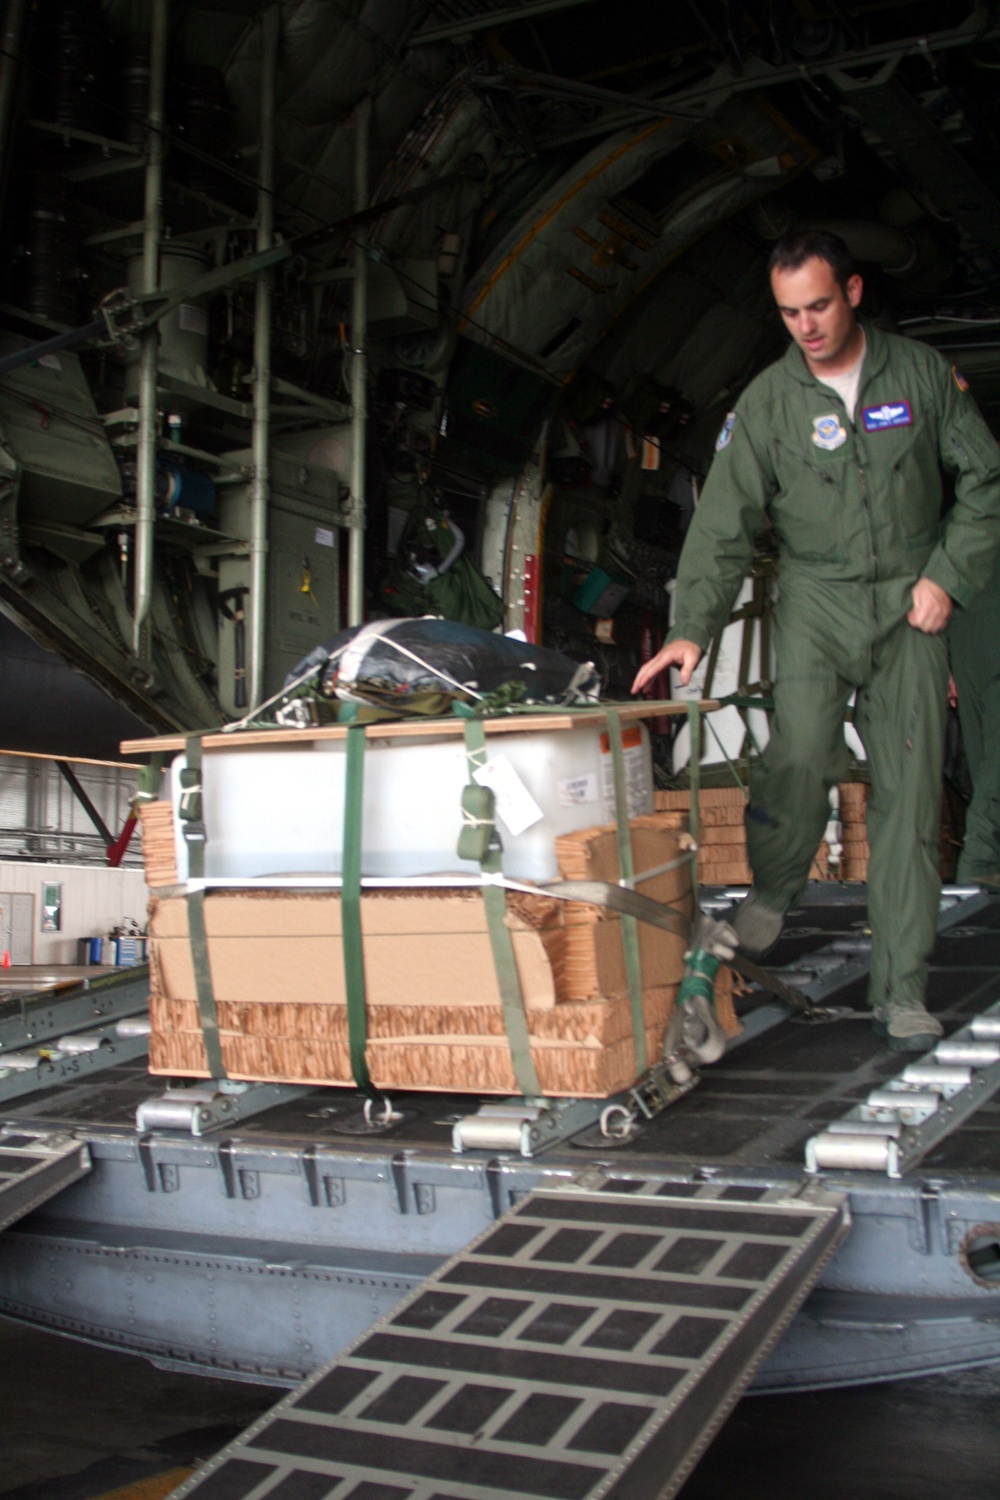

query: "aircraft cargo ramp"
xmin=166 ymin=1178 xmax=847 ymax=1500
xmin=0 ymin=887 xmax=1000 ymax=1499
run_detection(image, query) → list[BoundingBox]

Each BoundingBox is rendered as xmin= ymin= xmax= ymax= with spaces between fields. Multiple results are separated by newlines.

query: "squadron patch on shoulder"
xmin=811 ymin=413 xmax=847 ymax=451
xmin=952 ymin=365 xmax=970 ymax=393
xmin=715 ymin=411 xmax=736 ymax=451
xmin=862 ymin=401 xmax=912 ymax=432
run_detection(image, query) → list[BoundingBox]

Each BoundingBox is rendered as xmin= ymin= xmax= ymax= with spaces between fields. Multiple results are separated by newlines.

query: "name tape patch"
xmin=862 ymin=401 xmax=912 ymax=432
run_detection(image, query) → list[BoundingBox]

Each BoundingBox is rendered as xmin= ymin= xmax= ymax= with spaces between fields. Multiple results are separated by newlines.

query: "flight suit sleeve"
xmin=923 ymin=361 xmax=1000 ymax=609
xmin=667 ymin=401 xmax=776 ymax=649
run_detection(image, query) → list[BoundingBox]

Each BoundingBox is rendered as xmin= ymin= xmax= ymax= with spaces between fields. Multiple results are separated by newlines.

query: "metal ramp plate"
xmin=172 ymin=1175 xmax=848 ymax=1500
xmin=0 ymin=1127 xmax=90 ymax=1232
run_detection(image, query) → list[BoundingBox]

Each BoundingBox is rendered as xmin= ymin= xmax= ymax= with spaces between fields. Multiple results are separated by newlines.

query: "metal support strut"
xmin=133 ymin=0 xmax=167 ymax=658
xmin=347 ymin=95 xmax=371 ymax=627
xmin=248 ymin=4 xmax=280 ymax=709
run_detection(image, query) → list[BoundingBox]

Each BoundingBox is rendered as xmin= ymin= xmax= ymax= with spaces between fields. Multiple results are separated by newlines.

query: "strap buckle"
xmin=178 ymin=771 xmax=203 ymax=824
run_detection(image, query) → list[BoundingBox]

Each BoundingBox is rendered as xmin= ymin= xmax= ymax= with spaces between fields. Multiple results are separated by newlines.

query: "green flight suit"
xmin=950 ymin=550 xmax=1000 ymax=881
xmin=670 ymin=322 xmax=1000 ymax=1012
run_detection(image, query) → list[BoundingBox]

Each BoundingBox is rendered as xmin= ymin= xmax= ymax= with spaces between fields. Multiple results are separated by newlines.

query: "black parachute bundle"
xmin=280 ymin=617 xmax=601 ymax=722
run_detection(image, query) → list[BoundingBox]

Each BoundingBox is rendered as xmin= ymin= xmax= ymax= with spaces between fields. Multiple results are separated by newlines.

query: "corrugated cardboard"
xmin=149 ymin=890 xmax=559 ymax=1010
xmin=144 ymin=816 xmax=737 ymax=1097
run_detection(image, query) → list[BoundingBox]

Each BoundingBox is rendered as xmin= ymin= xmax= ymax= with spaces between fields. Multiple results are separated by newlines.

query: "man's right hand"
xmin=631 ymin=639 xmax=704 ymax=693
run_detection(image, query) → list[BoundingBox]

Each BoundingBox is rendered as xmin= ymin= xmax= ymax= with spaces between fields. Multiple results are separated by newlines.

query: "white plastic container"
xmin=670 ymin=577 xmax=773 ymax=771
xmin=669 ymin=576 xmax=866 ymax=768
xmin=170 ymin=721 xmax=653 ymax=883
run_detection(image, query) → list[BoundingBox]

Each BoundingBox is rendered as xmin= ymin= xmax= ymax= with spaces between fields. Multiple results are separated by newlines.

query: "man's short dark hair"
xmin=767 ymin=230 xmax=855 ymax=291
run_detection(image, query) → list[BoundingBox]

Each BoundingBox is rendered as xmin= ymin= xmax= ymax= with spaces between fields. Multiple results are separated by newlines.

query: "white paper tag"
xmin=473 ymin=754 xmax=544 ymax=837
xmin=558 ymin=772 xmax=599 ymax=807
xmin=314 ymin=526 xmax=335 ymax=547
xmin=38 ymin=353 xmax=62 ymax=370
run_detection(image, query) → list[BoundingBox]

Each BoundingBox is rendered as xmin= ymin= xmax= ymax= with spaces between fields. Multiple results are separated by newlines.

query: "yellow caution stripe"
xmin=87 ymin=1465 xmax=195 ymax=1500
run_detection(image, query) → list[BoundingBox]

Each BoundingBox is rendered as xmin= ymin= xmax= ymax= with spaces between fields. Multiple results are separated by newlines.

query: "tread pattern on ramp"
xmin=171 ymin=1176 xmax=848 ymax=1500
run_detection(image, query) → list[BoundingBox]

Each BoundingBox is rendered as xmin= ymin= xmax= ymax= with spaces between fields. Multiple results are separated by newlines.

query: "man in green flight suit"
xmin=950 ymin=551 xmax=1000 ymax=886
xmin=634 ymin=229 xmax=1000 ymax=1051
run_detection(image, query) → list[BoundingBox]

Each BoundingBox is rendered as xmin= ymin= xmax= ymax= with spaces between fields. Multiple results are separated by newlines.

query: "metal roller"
xmin=0 ymin=1052 xmax=42 ymax=1071
xmin=116 ymin=1015 xmax=152 ymax=1037
xmin=970 ymin=1017 xmax=1000 ymax=1040
xmin=135 ymin=1098 xmax=217 ymax=1132
xmin=806 ymin=1131 xmax=899 ymax=1176
xmin=901 ymin=1063 xmax=972 ymax=1095
xmin=862 ymin=1088 xmax=939 ymax=1124
xmin=826 ymin=1118 xmax=903 ymax=1138
xmin=56 ymin=1034 xmax=103 ymax=1054
xmin=452 ymin=1116 xmax=529 ymax=1154
xmin=934 ymin=1040 xmax=1000 ymax=1068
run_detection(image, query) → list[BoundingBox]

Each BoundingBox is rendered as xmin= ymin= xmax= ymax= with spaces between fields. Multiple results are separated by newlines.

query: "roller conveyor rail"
xmin=806 ymin=1004 xmax=1000 ymax=1177
xmin=171 ymin=1172 xmax=848 ymax=1500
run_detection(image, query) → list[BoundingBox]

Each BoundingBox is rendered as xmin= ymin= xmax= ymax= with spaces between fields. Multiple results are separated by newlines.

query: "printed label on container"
xmin=314 ymin=526 xmax=335 ymax=547
xmin=178 ymin=303 xmax=209 ymax=337
xmin=473 ymin=754 xmax=544 ymax=837
xmin=599 ymin=726 xmax=649 ymax=819
xmin=558 ymin=772 xmax=599 ymax=807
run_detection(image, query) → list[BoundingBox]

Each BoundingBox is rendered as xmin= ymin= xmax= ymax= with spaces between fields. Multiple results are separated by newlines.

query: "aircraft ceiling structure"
xmin=1 ymin=0 xmax=999 ymax=744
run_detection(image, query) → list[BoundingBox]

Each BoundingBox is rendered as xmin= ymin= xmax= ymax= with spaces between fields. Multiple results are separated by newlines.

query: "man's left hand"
xmin=908 ymin=577 xmax=953 ymax=633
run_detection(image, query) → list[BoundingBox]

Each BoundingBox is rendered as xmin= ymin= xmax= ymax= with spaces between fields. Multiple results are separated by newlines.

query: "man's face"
xmin=770 ymin=256 xmax=863 ymax=372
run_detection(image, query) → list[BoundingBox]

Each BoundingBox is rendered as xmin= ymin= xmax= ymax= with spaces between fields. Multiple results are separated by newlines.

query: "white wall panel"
xmin=0 ymin=862 xmax=149 ymax=964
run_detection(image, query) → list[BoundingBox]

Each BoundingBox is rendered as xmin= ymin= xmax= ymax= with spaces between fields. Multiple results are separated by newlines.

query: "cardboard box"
xmin=146 ymin=816 xmax=742 ymax=1097
xmin=149 ymin=889 xmax=560 ymax=1011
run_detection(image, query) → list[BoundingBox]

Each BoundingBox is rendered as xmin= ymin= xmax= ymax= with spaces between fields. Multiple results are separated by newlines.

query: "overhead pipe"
xmin=347 ymin=94 xmax=371 ymax=628
xmin=751 ymin=204 xmax=919 ymax=276
xmin=805 ymin=218 xmax=918 ymax=276
xmin=133 ymin=0 xmax=168 ymax=658
xmin=0 ymin=0 xmax=28 ymax=222
xmin=248 ymin=4 xmax=280 ymax=708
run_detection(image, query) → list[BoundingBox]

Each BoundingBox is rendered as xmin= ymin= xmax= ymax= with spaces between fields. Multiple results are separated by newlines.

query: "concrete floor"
xmin=2 ymin=1314 xmax=1000 ymax=1500
xmin=0 ymin=1316 xmax=279 ymax=1498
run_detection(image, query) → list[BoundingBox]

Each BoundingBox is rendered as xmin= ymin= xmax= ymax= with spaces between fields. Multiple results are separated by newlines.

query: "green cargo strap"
xmin=685 ymin=702 xmax=702 ymax=911
xmin=339 ymin=707 xmax=373 ymax=1094
xmin=457 ymin=711 xmax=541 ymax=1099
xmin=676 ymin=946 xmax=721 ymax=1012
xmin=179 ymin=734 xmax=226 ymax=1080
xmin=703 ymin=713 xmax=753 ymax=794
xmin=604 ymin=709 xmax=647 ymax=1075
xmin=134 ymin=751 xmax=167 ymax=807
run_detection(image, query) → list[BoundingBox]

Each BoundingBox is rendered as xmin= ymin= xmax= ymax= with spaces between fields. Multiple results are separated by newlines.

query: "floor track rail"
xmin=806 ymin=1000 xmax=1000 ymax=1177
xmin=0 ymin=1127 xmax=90 ymax=1232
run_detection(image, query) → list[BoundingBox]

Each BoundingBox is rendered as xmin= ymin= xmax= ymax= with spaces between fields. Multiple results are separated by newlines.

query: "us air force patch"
xmin=716 ymin=411 xmax=736 ymax=451
xmin=862 ymin=401 xmax=912 ymax=432
xmin=811 ymin=413 xmax=847 ymax=451
xmin=952 ymin=365 xmax=970 ymax=393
